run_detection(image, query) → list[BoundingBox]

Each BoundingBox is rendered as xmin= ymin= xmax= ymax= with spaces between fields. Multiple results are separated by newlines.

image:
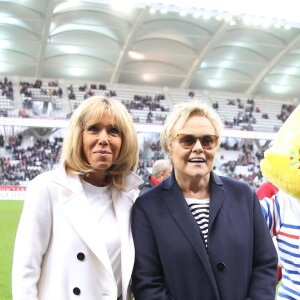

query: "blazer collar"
xmin=52 ymin=164 xmax=142 ymax=284
xmin=52 ymin=163 xmax=143 ymax=194
xmin=161 ymin=172 xmax=226 ymax=228
xmin=208 ymin=172 xmax=226 ymax=228
xmin=160 ymin=171 xmax=225 ymax=296
xmin=161 ymin=170 xmax=224 ymax=191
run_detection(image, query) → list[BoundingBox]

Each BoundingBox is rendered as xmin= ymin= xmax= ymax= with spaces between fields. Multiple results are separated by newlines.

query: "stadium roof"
xmin=1 ymin=0 xmax=300 ymax=101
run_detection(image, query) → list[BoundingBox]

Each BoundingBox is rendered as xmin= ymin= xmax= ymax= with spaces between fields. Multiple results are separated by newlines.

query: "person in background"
xmin=139 ymin=159 xmax=172 ymax=195
xmin=131 ymin=101 xmax=278 ymax=300
xmin=259 ymin=105 xmax=300 ymax=300
xmin=12 ymin=96 xmax=143 ymax=300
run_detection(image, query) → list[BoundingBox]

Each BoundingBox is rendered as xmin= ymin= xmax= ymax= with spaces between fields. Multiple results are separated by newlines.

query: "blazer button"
xmin=77 ymin=252 xmax=85 ymax=261
xmin=217 ymin=262 xmax=225 ymax=271
xmin=73 ymin=287 xmax=81 ymax=295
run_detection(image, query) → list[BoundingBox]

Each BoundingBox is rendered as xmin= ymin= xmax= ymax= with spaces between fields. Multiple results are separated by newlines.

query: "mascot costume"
xmin=260 ymin=104 xmax=300 ymax=300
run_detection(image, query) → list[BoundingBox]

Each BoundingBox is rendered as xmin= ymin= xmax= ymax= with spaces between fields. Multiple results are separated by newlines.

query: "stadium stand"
xmin=0 ymin=76 xmax=296 ymax=188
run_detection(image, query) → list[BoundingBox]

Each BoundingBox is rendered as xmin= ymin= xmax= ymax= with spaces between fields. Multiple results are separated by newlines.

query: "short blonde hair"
xmin=60 ymin=96 xmax=139 ymax=190
xmin=160 ymin=101 xmax=223 ymax=153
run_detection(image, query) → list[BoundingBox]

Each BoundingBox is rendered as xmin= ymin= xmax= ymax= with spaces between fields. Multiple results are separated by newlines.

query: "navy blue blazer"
xmin=132 ymin=172 xmax=278 ymax=300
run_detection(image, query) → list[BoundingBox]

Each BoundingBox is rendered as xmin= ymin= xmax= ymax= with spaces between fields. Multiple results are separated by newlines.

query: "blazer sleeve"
xmin=12 ymin=175 xmax=52 ymax=300
xmin=131 ymin=199 xmax=175 ymax=300
xmin=247 ymin=192 xmax=278 ymax=299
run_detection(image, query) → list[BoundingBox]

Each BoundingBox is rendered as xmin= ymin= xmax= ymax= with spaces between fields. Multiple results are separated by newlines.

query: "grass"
xmin=0 ymin=200 xmax=23 ymax=300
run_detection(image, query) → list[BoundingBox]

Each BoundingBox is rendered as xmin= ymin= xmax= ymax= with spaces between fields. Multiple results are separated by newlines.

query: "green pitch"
xmin=0 ymin=200 xmax=23 ymax=300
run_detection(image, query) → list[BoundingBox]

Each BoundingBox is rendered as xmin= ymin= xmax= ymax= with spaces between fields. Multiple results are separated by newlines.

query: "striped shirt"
xmin=186 ymin=198 xmax=210 ymax=247
xmin=260 ymin=190 xmax=300 ymax=300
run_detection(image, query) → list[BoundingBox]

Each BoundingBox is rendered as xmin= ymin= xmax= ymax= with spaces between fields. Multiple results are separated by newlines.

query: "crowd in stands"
xmin=0 ymin=76 xmax=14 ymax=117
xmin=0 ymin=76 xmax=14 ymax=100
xmin=0 ymin=135 xmax=63 ymax=185
xmin=67 ymin=83 xmax=116 ymax=101
xmin=0 ymin=132 xmax=270 ymax=188
xmin=0 ymin=128 xmax=290 ymax=188
xmin=218 ymin=141 xmax=263 ymax=186
xmin=124 ymin=94 xmax=167 ymax=111
xmin=277 ymin=104 xmax=295 ymax=122
xmin=0 ymin=134 xmax=4 ymax=147
xmin=0 ymin=109 xmax=8 ymax=117
xmin=0 ymin=76 xmax=298 ymax=187
xmin=0 ymin=76 xmax=297 ymax=133
xmin=226 ymin=99 xmax=257 ymax=130
xmin=217 ymin=97 xmax=295 ymax=132
xmin=20 ymin=79 xmax=63 ymax=98
xmin=20 ymin=79 xmax=63 ymax=113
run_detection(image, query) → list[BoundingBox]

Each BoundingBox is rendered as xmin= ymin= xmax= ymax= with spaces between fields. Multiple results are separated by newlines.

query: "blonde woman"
xmin=12 ymin=96 xmax=142 ymax=300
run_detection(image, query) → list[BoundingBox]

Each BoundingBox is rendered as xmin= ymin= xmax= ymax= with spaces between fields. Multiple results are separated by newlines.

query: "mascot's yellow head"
xmin=260 ymin=104 xmax=300 ymax=198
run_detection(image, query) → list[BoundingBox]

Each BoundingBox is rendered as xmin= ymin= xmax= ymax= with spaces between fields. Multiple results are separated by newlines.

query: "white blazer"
xmin=12 ymin=164 xmax=143 ymax=300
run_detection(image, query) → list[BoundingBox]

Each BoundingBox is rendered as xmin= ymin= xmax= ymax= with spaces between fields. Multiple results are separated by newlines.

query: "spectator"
xmin=139 ymin=159 xmax=172 ymax=195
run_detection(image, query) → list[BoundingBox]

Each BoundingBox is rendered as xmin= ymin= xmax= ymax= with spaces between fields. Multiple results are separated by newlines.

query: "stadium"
xmin=1 ymin=0 xmax=299 ymax=298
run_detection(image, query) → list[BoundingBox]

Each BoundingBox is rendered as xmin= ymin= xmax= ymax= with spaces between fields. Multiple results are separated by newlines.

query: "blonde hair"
xmin=60 ymin=96 xmax=139 ymax=190
xmin=160 ymin=101 xmax=223 ymax=153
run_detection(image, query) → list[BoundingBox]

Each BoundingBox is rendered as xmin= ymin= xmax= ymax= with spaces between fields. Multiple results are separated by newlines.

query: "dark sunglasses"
xmin=174 ymin=134 xmax=219 ymax=150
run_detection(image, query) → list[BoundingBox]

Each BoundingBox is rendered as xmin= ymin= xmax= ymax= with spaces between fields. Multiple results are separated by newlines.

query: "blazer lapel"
xmin=53 ymin=168 xmax=142 ymax=289
xmin=161 ymin=176 xmax=219 ymax=291
xmin=112 ymin=171 xmax=142 ymax=298
xmin=111 ymin=188 xmax=135 ymax=299
xmin=62 ymin=191 xmax=115 ymax=277
xmin=161 ymin=173 xmax=218 ymax=291
xmin=53 ymin=168 xmax=115 ymax=280
xmin=209 ymin=172 xmax=226 ymax=229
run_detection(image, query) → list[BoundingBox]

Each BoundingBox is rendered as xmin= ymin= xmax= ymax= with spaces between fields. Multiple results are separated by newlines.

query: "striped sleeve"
xmin=260 ymin=194 xmax=283 ymax=237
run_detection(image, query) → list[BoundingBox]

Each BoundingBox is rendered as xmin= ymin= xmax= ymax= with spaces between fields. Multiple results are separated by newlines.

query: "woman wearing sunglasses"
xmin=131 ymin=101 xmax=278 ymax=300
